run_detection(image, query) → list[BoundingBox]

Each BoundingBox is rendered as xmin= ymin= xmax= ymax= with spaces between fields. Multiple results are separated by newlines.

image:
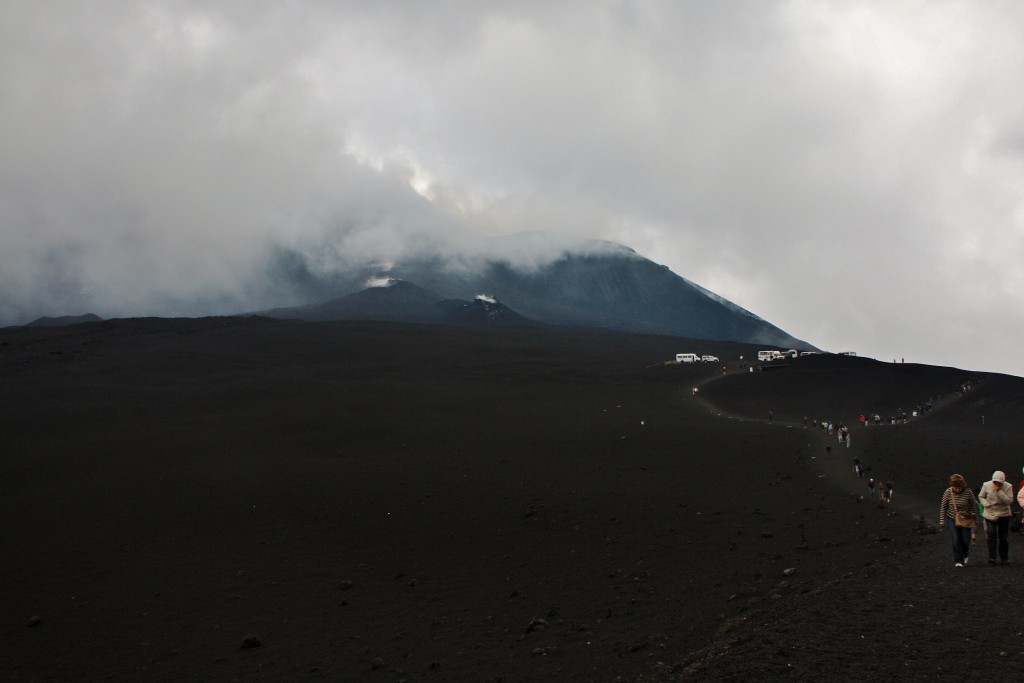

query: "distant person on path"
xmin=939 ymin=474 xmax=979 ymax=567
xmin=867 ymin=478 xmax=876 ymax=497
xmin=884 ymin=481 xmax=894 ymax=502
xmin=768 ymin=410 xmax=773 ymax=423
xmin=979 ymin=471 xmax=1013 ymax=565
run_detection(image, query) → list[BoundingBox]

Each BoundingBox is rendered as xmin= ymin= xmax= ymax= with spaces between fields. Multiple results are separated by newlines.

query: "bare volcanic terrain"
xmin=2 ymin=317 xmax=1023 ymax=682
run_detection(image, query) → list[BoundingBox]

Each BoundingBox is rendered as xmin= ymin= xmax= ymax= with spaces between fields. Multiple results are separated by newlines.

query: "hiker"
xmin=1018 ymin=467 xmax=1024 ymax=527
xmin=1016 ymin=467 xmax=1024 ymax=533
xmin=884 ymin=481 xmax=894 ymax=502
xmin=979 ymin=471 xmax=1013 ymax=565
xmin=939 ymin=474 xmax=979 ymax=567
xmin=768 ymin=410 xmax=773 ymax=423
xmin=867 ymin=478 xmax=876 ymax=497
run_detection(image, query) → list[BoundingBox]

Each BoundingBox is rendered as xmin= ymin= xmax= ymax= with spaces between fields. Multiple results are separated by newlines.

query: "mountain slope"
xmin=265 ymin=239 xmax=812 ymax=348
xmin=26 ymin=313 xmax=103 ymax=327
xmin=261 ymin=279 xmax=537 ymax=328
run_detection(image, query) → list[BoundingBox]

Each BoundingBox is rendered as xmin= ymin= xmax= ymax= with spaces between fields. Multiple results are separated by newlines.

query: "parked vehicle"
xmin=676 ymin=353 xmax=700 ymax=363
xmin=701 ymin=355 xmax=720 ymax=362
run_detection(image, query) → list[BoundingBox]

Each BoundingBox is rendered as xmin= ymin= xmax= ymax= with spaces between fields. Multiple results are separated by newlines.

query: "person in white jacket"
xmin=980 ymin=470 xmax=1013 ymax=565
xmin=1018 ymin=465 xmax=1024 ymax=508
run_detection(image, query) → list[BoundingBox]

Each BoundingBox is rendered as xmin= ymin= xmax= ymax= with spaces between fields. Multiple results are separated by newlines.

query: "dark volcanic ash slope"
xmin=262 ymin=279 xmax=536 ymax=327
xmin=2 ymin=317 xmax=1023 ymax=682
xmin=649 ymin=360 xmax=1024 ymax=683
xmin=262 ymin=279 xmax=445 ymax=322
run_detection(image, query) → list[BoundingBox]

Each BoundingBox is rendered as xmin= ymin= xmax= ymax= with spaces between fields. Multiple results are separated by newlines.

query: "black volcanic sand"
xmin=2 ymin=318 xmax=1023 ymax=682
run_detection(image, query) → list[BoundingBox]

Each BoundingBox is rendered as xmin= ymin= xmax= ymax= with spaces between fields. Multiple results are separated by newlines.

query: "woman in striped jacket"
xmin=939 ymin=473 xmax=980 ymax=567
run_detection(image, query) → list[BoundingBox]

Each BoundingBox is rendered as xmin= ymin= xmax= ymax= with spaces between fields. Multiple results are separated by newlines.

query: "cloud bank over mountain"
xmin=2 ymin=2 xmax=1023 ymax=375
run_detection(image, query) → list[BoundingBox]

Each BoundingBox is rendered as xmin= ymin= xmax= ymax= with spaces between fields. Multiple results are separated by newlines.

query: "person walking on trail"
xmin=867 ymin=478 xmax=876 ymax=497
xmin=768 ymin=410 xmax=773 ymax=423
xmin=979 ymin=471 xmax=1013 ymax=565
xmin=884 ymin=481 xmax=894 ymax=502
xmin=939 ymin=474 xmax=979 ymax=567
xmin=1018 ymin=467 xmax=1024 ymax=521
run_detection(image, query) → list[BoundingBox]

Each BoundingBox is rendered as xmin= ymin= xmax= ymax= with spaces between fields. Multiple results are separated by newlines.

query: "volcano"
xmin=264 ymin=237 xmax=813 ymax=348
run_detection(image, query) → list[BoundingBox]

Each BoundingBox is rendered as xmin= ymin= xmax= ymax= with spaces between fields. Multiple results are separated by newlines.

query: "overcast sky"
xmin=3 ymin=1 xmax=1023 ymax=376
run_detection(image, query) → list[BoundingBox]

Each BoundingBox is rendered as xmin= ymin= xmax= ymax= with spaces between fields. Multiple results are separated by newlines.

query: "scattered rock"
xmin=28 ymin=615 xmax=41 ymax=627
xmin=783 ymin=568 xmax=796 ymax=576
xmin=526 ymin=617 xmax=549 ymax=633
xmin=241 ymin=635 xmax=261 ymax=649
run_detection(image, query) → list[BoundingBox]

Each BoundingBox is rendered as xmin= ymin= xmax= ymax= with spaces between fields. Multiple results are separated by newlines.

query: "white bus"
xmin=676 ymin=353 xmax=700 ymax=363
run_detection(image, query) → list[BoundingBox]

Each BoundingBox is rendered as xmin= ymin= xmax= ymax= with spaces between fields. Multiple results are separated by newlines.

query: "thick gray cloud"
xmin=2 ymin=1 xmax=1023 ymax=376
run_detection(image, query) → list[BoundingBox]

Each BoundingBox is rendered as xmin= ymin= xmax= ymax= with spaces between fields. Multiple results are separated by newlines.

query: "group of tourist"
xmin=940 ymin=470 xmax=1024 ymax=567
xmin=804 ymin=418 xmax=854 ymax=449
xmin=850 ymin=457 xmax=894 ymax=503
xmin=857 ymin=378 xmax=981 ymax=428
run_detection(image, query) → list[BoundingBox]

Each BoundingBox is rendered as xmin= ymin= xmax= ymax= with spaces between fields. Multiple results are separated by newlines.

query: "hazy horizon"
xmin=3 ymin=2 xmax=1023 ymax=377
